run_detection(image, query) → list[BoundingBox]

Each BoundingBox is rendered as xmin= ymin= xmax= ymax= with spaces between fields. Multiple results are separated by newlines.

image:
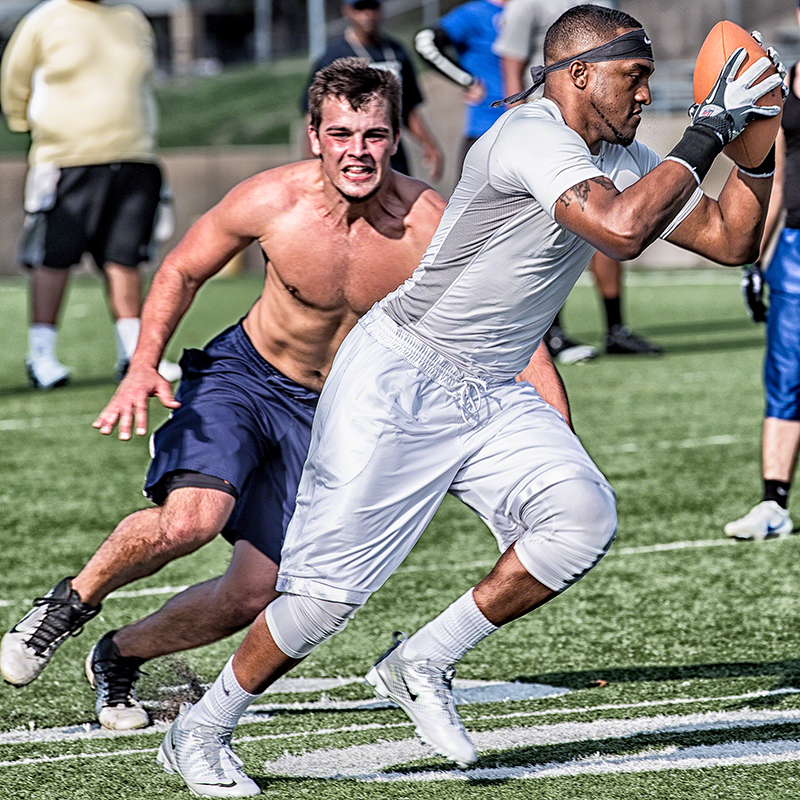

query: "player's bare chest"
xmin=268 ymin=220 xmax=419 ymax=313
xmin=266 ymin=226 xmax=415 ymax=314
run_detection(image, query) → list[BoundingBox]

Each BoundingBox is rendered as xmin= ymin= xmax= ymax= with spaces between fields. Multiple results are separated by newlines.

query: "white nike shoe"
xmin=25 ymin=354 xmax=69 ymax=390
xmin=724 ymin=500 xmax=793 ymax=540
xmin=157 ymin=358 xmax=183 ymax=383
xmin=116 ymin=358 xmax=182 ymax=383
xmin=365 ymin=632 xmax=477 ymax=768
xmin=157 ymin=702 xmax=260 ymax=797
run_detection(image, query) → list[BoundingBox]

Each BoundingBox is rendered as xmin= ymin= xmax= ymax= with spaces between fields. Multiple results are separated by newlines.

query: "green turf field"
xmin=1 ymin=268 xmax=799 ymax=800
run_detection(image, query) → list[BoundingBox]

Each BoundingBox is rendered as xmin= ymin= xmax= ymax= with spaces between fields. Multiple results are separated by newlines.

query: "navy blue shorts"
xmin=145 ymin=323 xmax=318 ymax=563
xmin=764 ymin=228 xmax=800 ymax=421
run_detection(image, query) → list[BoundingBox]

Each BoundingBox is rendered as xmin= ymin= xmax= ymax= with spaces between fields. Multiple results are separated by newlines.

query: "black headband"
xmin=492 ymin=28 xmax=654 ymax=107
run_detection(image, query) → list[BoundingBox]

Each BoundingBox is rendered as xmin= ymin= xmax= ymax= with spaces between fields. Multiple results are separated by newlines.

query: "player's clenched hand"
xmin=690 ymin=47 xmax=783 ymax=145
xmin=741 ymin=263 xmax=768 ymax=322
xmin=92 ymin=364 xmax=181 ymax=440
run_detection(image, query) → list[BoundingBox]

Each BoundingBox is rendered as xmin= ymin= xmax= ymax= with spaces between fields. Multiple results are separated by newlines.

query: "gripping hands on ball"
xmin=690 ymin=47 xmax=783 ymax=145
xmin=750 ymin=30 xmax=789 ymax=99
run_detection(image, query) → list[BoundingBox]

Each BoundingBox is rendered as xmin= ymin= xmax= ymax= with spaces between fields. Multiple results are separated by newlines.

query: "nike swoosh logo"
xmin=398 ymin=673 xmax=418 ymax=701
xmin=194 ymin=781 xmax=237 ymax=788
xmin=221 ymin=676 xmax=231 ymax=697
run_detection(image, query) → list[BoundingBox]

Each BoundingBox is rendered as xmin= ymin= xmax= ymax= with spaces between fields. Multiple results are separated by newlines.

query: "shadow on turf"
xmin=352 ymin=721 xmax=800 ymax=783
xmin=0 ymin=375 xmax=117 ymax=397
xmin=571 ymin=318 xmax=763 ymax=357
xmin=515 ymin=659 xmax=800 ymax=696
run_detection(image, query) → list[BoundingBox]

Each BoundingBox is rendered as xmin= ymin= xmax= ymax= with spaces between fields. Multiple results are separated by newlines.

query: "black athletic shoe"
xmin=0 ymin=577 xmax=100 ymax=686
xmin=604 ymin=325 xmax=663 ymax=355
xmin=85 ymin=630 xmax=149 ymax=730
xmin=543 ymin=325 xmax=598 ymax=365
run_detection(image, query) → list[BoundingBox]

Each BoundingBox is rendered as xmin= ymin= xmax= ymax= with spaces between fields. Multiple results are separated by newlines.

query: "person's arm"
xmin=516 ymin=341 xmax=572 ymax=429
xmin=397 ymin=43 xmax=444 ymax=181
xmin=500 ymin=55 xmax=528 ymax=98
xmin=414 ymin=26 xmax=483 ymax=103
xmin=405 ymin=107 xmax=444 ymax=182
xmin=759 ymin=127 xmax=786 ymax=258
xmin=0 ymin=16 xmax=37 ymax=132
xmin=556 ymin=154 xmax=771 ymax=266
xmin=493 ymin=0 xmax=538 ymax=99
xmin=93 ymin=175 xmax=267 ymax=439
xmin=554 ymin=56 xmax=780 ymax=265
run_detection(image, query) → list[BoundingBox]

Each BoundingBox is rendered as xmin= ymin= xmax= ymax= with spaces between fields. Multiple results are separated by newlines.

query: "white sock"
xmin=28 ymin=324 xmax=57 ymax=360
xmin=402 ymin=589 xmax=498 ymax=664
xmin=114 ymin=317 xmax=140 ymax=363
xmin=184 ymin=657 xmax=259 ymax=732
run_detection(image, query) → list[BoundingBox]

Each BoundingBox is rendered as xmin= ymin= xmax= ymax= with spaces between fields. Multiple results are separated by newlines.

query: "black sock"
xmin=763 ymin=479 xmax=790 ymax=509
xmin=603 ymin=297 xmax=623 ymax=332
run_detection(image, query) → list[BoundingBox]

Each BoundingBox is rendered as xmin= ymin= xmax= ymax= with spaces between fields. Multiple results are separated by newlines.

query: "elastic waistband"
xmin=360 ymin=308 xmax=508 ymax=392
xmin=226 ymin=322 xmax=319 ymax=404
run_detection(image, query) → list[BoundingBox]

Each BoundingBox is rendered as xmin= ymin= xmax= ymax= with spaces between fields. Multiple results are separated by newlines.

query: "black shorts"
xmin=19 ymin=161 xmax=162 ymax=270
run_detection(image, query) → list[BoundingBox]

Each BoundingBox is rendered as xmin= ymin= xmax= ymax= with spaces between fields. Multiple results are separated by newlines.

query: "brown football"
xmin=693 ymin=20 xmax=783 ymax=169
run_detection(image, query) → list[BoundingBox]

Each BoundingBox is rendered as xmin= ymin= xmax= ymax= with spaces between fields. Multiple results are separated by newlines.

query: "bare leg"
xmin=231 ymin=610 xmax=303 ymax=694
xmin=113 ymin=540 xmax=279 ymax=661
xmin=223 ymin=562 xmax=550 ymax=698
xmin=30 ymin=265 xmax=71 ymax=325
xmin=472 ymin=543 xmax=557 ymax=626
xmin=102 ymin=261 xmax=142 ymax=320
xmin=762 ymin=417 xmax=800 ymax=482
xmin=72 ymin=487 xmax=235 ymax=607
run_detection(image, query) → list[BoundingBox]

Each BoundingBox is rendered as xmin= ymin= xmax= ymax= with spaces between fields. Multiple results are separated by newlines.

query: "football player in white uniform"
xmin=158 ymin=6 xmax=783 ymax=794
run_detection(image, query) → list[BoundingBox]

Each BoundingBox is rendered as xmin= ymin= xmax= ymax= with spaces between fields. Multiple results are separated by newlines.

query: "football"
xmin=693 ymin=20 xmax=783 ymax=169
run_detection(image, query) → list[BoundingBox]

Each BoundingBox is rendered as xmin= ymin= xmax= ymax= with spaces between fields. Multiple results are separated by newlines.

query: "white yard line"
xmin=2 ymin=686 xmax=797 ymax=750
xmin=5 ymin=700 xmax=800 ymax=781
xmin=260 ymin=706 xmax=800 ymax=780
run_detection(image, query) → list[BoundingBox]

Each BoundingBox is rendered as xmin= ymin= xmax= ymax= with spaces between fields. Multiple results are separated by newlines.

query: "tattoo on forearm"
xmin=558 ymin=176 xmax=617 ymax=212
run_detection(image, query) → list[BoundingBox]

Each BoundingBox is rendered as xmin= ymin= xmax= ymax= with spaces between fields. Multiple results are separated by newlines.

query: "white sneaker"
xmin=157 ymin=358 xmax=183 ymax=383
xmin=25 ymin=354 xmax=69 ymax=389
xmin=365 ymin=632 xmax=477 ymax=768
xmin=1 ymin=577 xmax=100 ymax=686
xmin=157 ymin=702 xmax=260 ymax=797
xmin=116 ymin=359 xmax=182 ymax=383
xmin=724 ymin=500 xmax=793 ymax=540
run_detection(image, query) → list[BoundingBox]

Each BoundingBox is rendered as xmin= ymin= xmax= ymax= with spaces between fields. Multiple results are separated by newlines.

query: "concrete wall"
xmin=0 ymin=145 xmax=294 ymax=276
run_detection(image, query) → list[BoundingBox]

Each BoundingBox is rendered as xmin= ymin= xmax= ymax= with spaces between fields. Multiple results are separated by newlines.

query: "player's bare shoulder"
xmin=217 ymin=161 xmax=320 ymax=240
xmin=388 ymin=171 xmax=446 ymax=243
xmin=232 ymin=161 xmax=316 ymax=212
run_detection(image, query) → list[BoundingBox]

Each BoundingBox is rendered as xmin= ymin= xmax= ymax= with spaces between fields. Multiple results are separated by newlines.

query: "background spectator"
xmin=300 ymin=0 xmax=443 ymax=181
xmin=414 ymin=0 xmax=507 ymax=168
xmin=0 ymin=0 xmax=179 ymax=389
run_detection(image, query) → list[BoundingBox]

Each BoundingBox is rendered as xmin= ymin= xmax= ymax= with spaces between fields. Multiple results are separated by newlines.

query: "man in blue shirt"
xmin=415 ymin=0 xmax=506 ymax=166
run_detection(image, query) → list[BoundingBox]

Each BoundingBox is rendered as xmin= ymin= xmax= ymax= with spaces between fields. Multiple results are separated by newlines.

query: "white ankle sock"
xmin=28 ymin=324 xmax=58 ymax=360
xmin=184 ymin=657 xmax=259 ymax=731
xmin=114 ymin=317 xmax=140 ymax=363
xmin=402 ymin=589 xmax=498 ymax=664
